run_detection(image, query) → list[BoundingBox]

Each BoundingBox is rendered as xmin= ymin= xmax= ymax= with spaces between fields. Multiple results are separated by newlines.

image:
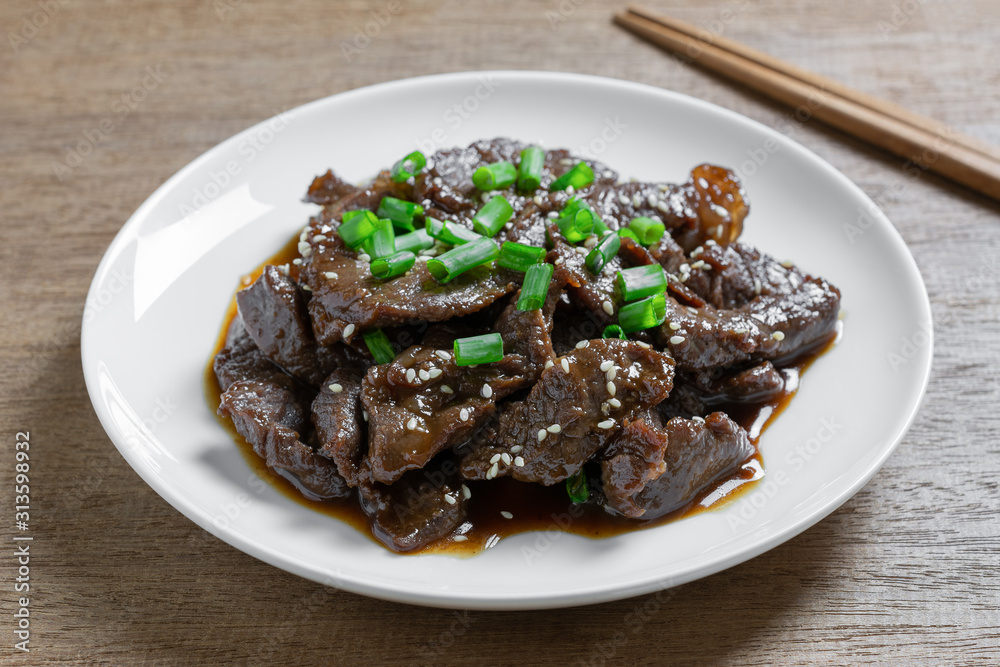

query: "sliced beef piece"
xmin=236 ymin=265 xmax=339 ymax=387
xmin=358 ymin=460 xmax=467 ymax=552
xmin=305 ymin=169 xmax=361 ymax=206
xmin=702 ymin=361 xmax=786 ymax=403
xmin=301 ymin=234 xmax=518 ymax=346
xmin=459 ymin=339 xmax=675 ymax=485
xmin=311 ymin=370 xmax=365 ymax=486
xmin=602 ymin=412 xmax=753 ymax=519
xmin=585 ymin=180 xmax=696 ymax=233
xmin=493 ymin=263 xmax=565 ymax=375
xmin=312 ymin=170 xmax=412 ymax=222
xmin=361 ymin=346 xmax=533 ymax=484
xmin=213 ymin=316 xmax=284 ymax=391
xmin=219 ymin=379 xmax=350 ymax=500
xmin=672 ymin=164 xmax=749 ymax=251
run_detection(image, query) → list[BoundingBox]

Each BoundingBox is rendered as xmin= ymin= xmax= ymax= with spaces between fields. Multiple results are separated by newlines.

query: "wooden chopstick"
xmin=615 ymin=6 xmax=1000 ymax=202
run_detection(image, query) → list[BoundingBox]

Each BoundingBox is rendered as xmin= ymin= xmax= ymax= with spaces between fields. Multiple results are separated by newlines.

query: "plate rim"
xmin=81 ymin=70 xmax=934 ymax=610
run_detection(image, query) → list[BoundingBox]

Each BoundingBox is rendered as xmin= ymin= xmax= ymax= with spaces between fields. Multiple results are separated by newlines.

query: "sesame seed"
xmin=566 ymin=185 xmax=576 ymax=196
xmin=514 ymin=456 xmax=525 ymax=467
xmin=481 ymin=192 xmax=490 ymax=203
xmin=481 ymin=384 xmax=493 ymax=399
xmin=490 ymin=453 xmax=501 ymax=464
xmin=608 ymin=398 xmax=621 ymax=408
xmin=693 ymin=416 xmax=706 ymax=423
xmin=300 ymin=247 xmax=312 ymax=258
xmin=435 ymin=350 xmax=451 ymax=361
xmin=299 ymin=230 xmax=309 ymax=242
xmin=405 ymin=368 xmax=416 ymax=383
xmin=343 ymin=323 xmax=356 ymax=338
xmin=505 ymin=222 xmax=513 ymax=230
xmin=301 ymin=284 xmax=312 ymax=292
xmin=313 ymin=234 xmax=327 ymax=242
xmin=278 ymin=264 xmax=290 ymax=276
xmin=619 ymin=194 xmax=630 ymax=206
xmin=560 ymin=158 xmax=574 ymax=166
xmin=647 ymin=194 xmax=658 ymax=208
xmin=754 ymin=278 xmax=762 ymax=295
xmin=691 ymin=260 xmax=706 ymax=270
xmin=554 ymin=257 xmax=564 ymax=265
xmin=691 ymin=246 xmax=703 ymax=258
xmin=489 ymin=461 xmax=500 ymax=478
xmin=444 ymin=494 xmax=456 ymax=505
xmin=500 ymin=511 xmax=513 ymax=519
xmin=656 ymin=201 xmax=671 ymax=214
xmin=362 ymin=410 xmax=368 ymax=421
xmin=606 ymin=367 xmax=617 ymax=381
xmin=601 ymin=402 xmax=610 ymax=415
xmin=544 ymin=360 xmax=554 ymax=370
xmin=460 ymin=408 xmax=470 ymax=422
xmin=636 ymin=341 xmax=651 ymax=349
xmin=428 ymin=368 xmax=443 ymax=379
xmin=511 ymin=444 xmax=524 ymax=454
xmin=687 ymin=307 xmax=698 ymax=314
xmin=733 ymin=327 xmax=748 ymax=334
xmin=597 ymin=419 xmax=615 ymax=429
xmin=419 ymin=369 xmax=430 ymax=381
xmin=358 ymin=253 xmax=371 ymax=263
xmin=547 ymin=424 xmax=562 ymax=434
xmin=575 ymin=246 xmax=589 ymax=257
xmin=606 ymin=382 xmax=617 ymax=396
xmin=547 ymin=211 xmax=558 ymax=219
xmin=406 ymin=417 xmax=417 ymax=430
xmin=441 ymin=385 xmax=454 ymax=394
xmin=432 ymin=176 xmax=443 ymax=187
xmin=668 ymin=322 xmax=681 ymax=331
xmin=772 ymin=331 xmax=786 ymax=341
xmin=561 ymin=358 xmax=570 ymax=373
xmin=781 ymin=260 xmax=794 ymax=268
xmin=600 ymin=360 xmax=613 ymax=372
xmin=585 ymin=235 xmax=599 ymax=249
xmin=324 ymin=271 xmax=339 ymax=280
xmin=533 ymin=195 xmax=544 ymax=206
xmin=632 ymin=193 xmax=642 ymax=208
xmin=576 ymin=340 xmax=589 ymax=349
xmin=501 ymin=453 xmax=512 ymax=465
xmin=670 ymin=335 xmax=686 ymax=345
xmin=292 ymin=258 xmax=303 ymax=266
xmin=538 ymin=429 xmax=548 ymax=442
xmin=462 ymin=484 xmax=471 ymax=499
xmin=320 ymin=225 xmax=332 ymax=234
xmin=329 ymin=383 xmax=343 ymax=393
xmin=453 ymin=535 xmax=467 ymax=542
xmin=602 ymin=300 xmax=614 ymax=316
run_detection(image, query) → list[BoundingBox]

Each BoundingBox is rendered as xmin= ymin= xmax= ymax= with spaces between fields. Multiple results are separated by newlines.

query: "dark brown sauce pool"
xmin=205 ymin=236 xmax=840 ymax=556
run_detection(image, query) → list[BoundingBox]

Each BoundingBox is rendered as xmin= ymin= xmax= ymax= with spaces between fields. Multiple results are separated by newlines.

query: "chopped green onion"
xmin=563 ymin=196 xmax=608 ymax=236
xmin=585 ymin=232 xmax=620 ymax=274
xmin=370 ymin=250 xmax=416 ymax=280
xmin=338 ymin=210 xmax=380 ymax=249
xmin=617 ymin=228 xmax=640 ymax=243
xmin=363 ymin=328 xmax=396 ymax=364
xmin=498 ymin=241 xmax=546 ymax=272
xmin=472 ymin=162 xmax=517 ymax=190
xmin=362 ymin=218 xmax=395 ymax=260
xmin=566 ymin=470 xmax=589 ymax=503
xmin=394 ymin=228 xmax=435 ymax=254
xmin=617 ymin=265 xmax=667 ymax=302
xmin=517 ymin=146 xmax=545 ymax=192
xmin=555 ymin=208 xmax=594 ymax=244
xmin=472 ymin=196 xmax=514 ymax=237
xmin=390 ymin=150 xmax=426 ymax=183
xmin=550 ymin=161 xmax=594 ymax=191
xmin=618 ymin=293 xmax=667 ymax=333
xmin=426 ymin=217 xmax=481 ymax=246
xmin=516 ymin=262 xmax=554 ymax=311
xmin=376 ymin=196 xmax=423 ymax=232
xmin=427 ymin=237 xmax=499 ymax=283
xmin=454 ymin=332 xmax=504 ymax=366
xmin=628 ymin=216 xmax=666 ymax=246
xmin=602 ymin=325 xmax=627 ymax=340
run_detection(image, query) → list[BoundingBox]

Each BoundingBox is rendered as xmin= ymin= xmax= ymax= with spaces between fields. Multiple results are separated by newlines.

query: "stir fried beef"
xmin=602 ymin=412 xmax=754 ymax=519
xmin=213 ymin=138 xmax=841 ymax=552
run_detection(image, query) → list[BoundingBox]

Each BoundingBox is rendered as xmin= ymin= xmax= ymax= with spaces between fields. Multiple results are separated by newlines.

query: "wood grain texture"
xmin=1 ymin=0 xmax=998 ymax=664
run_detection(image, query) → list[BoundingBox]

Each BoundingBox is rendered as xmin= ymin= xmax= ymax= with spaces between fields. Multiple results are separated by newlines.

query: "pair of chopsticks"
xmin=615 ymin=5 xmax=1000 ymax=203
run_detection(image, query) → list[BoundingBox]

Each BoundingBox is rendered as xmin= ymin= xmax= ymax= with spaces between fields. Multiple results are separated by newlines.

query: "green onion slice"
xmin=426 ymin=237 xmax=499 ymax=283
xmin=618 ymin=293 xmax=667 ymax=333
xmin=550 ymin=161 xmax=594 ymax=191
xmin=516 ymin=262 xmax=554 ymax=311
xmin=472 ymin=196 xmax=514 ymax=237
xmin=602 ymin=325 xmax=627 ymax=340
xmin=617 ymin=228 xmax=640 ymax=243
xmin=362 ymin=218 xmax=395 ymax=260
xmin=376 ymin=196 xmax=423 ymax=232
xmin=472 ymin=162 xmax=517 ymax=191
xmin=617 ymin=265 xmax=667 ymax=302
xmin=517 ymin=146 xmax=545 ymax=192
xmin=498 ymin=241 xmax=545 ymax=272
xmin=585 ymin=232 xmax=620 ymax=274
xmin=370 ymin=250 xmax=416 ymax=280
xmin=563 ymin=196 xmax=608 ymax=235
xmin=338 ymin=210 xmax=380 ymax=249
xmin=394 ymin=228 xmax=435 ymax=254
xmin=566 ymin=470 xmax=589 ymax=504
xmin=426 ymin=217 xmax=481 ymax=246
xmin=363 ymin=328 xmax=396 ymax=364
xmin=556 ymin=208 xmax=594 ymax=244
xmin=628 ymin=216 xmax=666 ymax=246
xmin=453 ymin=332 xmax=504 ymax=367
xmin=390 ymin=150 xmax=426 ymax=183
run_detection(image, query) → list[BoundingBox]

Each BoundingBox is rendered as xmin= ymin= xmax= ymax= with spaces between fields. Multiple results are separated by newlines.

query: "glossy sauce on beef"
xmin=205 ymin=236 xmax=840 ymax=556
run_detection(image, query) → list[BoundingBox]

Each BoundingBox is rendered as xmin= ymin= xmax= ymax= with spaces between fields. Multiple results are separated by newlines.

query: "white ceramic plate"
xmin=82 ymin=71 xmax=932 ymax=610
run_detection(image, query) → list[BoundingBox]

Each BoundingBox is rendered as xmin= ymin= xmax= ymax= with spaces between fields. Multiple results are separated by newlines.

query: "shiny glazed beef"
xmin=212 ymin=138 xmax=841 ymax=553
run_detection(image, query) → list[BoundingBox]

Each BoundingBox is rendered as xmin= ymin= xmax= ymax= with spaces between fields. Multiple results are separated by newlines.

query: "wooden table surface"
xmin=3 ymin=0 xmax=999 ymax=664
